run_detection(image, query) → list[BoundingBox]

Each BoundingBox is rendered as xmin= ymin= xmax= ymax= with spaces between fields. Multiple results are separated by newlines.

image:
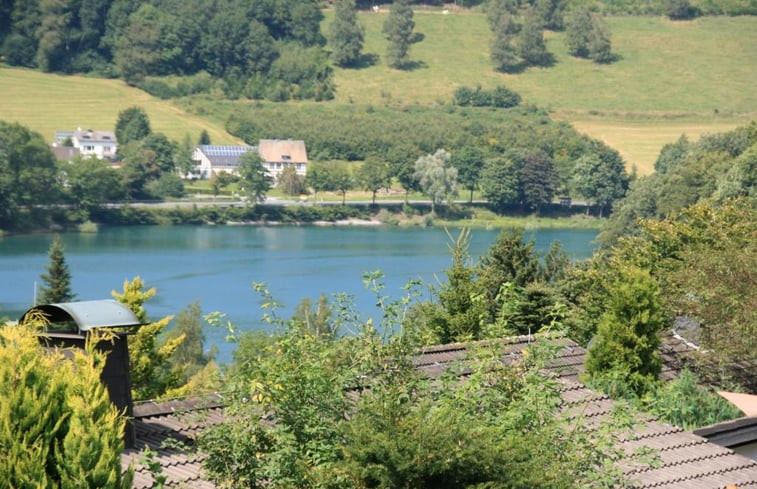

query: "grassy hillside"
xmin=328 ymin=11 xmax=756 ymax=173
xmin=1 ymin=11 xmax=754 ymax=175
xmin=0 ymin=67 xmax=240 ymax=145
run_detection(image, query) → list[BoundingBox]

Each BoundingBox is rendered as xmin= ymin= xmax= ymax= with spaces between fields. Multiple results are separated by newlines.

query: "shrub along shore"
xmin=3 ymin=202 xmax=603 ymax=236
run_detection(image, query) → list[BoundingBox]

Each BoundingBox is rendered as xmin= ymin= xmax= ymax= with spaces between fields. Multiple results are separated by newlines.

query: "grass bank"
xmin=327 ymin=12 xmax=756 ymax=174
xmin=0 ymin=66 xmax=240 ymax=144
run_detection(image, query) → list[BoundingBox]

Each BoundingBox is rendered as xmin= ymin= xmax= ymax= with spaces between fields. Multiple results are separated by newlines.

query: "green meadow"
xmin=328 ymin=11 xmax=756 ymax=173
xmin=0 ymin=67 xmax=240 ymax=145
xmin=1 ymin=11 xmax=755 ymax=174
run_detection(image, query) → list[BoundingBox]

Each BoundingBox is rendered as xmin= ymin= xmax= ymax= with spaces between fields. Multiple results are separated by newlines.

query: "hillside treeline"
xmin=0 ymin=0 xmax=334 ymax=100
xmin=225 ymin=102 xmax=628 ymax=213
xmin=600 ymin=121 xmax=757 ymax=244
xmin=355 ymin=0 xmax=757 ymax=15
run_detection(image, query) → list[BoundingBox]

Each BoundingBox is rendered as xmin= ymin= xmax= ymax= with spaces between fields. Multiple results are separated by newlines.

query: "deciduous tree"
xmin=520 ymin=7 xmax=549 ymax=66
xmin=490 ymin=12 xmax=520 ymax=73
xmin=357 ymin=157 xmax=391 ymax=204
xmin=564 ymin=7 xmax=613 ymax=63
xmin=114 ymin=106 xmax=151 ymax=145
xmin=277 ymin=165 xmax=307 ymax=196
xmin=450 ymin=146 xmax=484 ymax=203
xmin=413 ymin=149 xmax=458 ymax=214
xmin=238 ymin=151 xmax=273 ymax=205
xmin=571 ymin=151 xmax=628 ymax=217
xmin=65 ymin=156 xmax=126 ymax=213
xmin=480 ymin=157 xmax=520 ymax=210
xmin=330 ymin=162 xmax=355 ymax=205
xmin=0 ymin=121 xmax=62 ymax=227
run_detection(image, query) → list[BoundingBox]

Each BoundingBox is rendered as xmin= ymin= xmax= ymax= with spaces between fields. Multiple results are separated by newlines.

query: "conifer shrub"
xmin=0 ymin=324 xmax=132 ymax=488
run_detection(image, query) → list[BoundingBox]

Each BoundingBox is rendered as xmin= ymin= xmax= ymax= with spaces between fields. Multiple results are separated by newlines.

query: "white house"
xmin=69 ymin=128 xmax=118 ymax=160
xmin=189 ymin=140 xmax=308 ymax=181
xmin=257 ymin=139 xmax=308 ymax=181
xmin=190 ymin=145 xmax=255 ymax=179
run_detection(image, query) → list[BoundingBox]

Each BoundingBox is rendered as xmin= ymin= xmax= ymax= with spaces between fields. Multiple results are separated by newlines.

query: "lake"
xmin=0 ymin=225 xmax=598 ymax=361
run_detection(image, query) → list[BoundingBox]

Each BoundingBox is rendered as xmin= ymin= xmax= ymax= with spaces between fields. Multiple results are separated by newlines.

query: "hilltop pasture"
xmin=327 ymin=11 xmax=756 ymax=173
xmin=0 ymin=68 xmax=239 ymax=145
xmin=1 ymin=11 xmax=755 ymax=174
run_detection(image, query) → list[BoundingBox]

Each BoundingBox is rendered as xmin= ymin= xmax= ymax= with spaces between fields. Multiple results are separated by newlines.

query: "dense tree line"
xmin=226 ymin=102 xmax=629 ymax=212
xmin=0 ymin=0 xmax=334 ymax=100
xmin=600 ymin=121 xmax=757 ymax=244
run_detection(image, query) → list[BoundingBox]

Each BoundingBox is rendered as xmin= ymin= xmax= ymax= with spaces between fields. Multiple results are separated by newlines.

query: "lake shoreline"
xmin=1 ymin=202 xmax=605 ymax=238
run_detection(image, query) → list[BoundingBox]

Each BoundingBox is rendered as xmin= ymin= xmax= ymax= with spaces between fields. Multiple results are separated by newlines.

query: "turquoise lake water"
xmin=0 ymin=225 xmax=598 ymax=361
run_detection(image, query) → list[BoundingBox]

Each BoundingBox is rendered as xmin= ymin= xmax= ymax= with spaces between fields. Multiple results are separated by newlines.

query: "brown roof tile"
xmin=123 ymin=337 xmax=756 ymax=488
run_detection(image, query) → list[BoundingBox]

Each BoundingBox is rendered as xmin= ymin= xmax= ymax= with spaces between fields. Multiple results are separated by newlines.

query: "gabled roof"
xmin=258 ymin=139 xmax=308 ymax=164
xmin=73 ymin=129 xmax=117 ymax=144
xmin=122 ymin=336 xmax=757 ymax=489
xmin=196 ymin=145 xmax=254 ymax=170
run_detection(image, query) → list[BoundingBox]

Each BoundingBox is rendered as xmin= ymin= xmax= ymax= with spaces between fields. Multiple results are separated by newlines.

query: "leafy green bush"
xmin=642 ymin=370 xmax=742 ymax=430
xmin=453 ymin=85 xmax=521 ymax=108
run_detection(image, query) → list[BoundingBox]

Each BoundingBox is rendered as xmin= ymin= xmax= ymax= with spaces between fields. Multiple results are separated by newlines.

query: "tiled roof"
xmin=122 ymin=336 xmax=756 ymax=488
xmin=258 ymin=139 xmax=308 ymax=164
xmin=122 ymin=394 xmax=225 ymax=489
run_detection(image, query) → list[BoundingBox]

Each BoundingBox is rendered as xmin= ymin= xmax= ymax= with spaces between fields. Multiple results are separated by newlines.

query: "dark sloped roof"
xmin=122 ymin=336 xmax=756 ymax=489
xmin=122 ymin=395 xmax=225 ymax=489
xmin=197 ymin=145 xmax=254 ymax=170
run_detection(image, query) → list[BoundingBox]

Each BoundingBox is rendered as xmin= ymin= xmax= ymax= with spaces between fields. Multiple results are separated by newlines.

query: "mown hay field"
xmin=0 ymin=67 xmax=240 ymax=145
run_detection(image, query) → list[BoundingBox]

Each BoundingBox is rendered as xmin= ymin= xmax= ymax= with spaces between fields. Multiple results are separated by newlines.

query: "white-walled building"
xmin=189 ymin=140 xmax=308 ymax=181
xmin=53 ymin=128 xmax=118 ymax=161
xmin=190 ymin=145 xmax=255 ymax=179
xmin=258 ymin=139 xmax=308 ymax=180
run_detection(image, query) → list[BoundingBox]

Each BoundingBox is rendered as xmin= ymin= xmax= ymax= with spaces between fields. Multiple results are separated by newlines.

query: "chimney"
xmin=19 ymin=300 xmax=142 ymax=448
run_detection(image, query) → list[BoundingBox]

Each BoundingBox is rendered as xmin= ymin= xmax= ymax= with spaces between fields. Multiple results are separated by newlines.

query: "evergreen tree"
xmin=520 ymin=7 xmax=549 ymax=66
xmin=383 ymin=0 xmax=415 ymax=69
xmin=490 ymin=12 xmax=520 ymax=73
xmin=329 ymin=0 xmax=364 ymax=67
xmin=113 ymin=277 xmax=184 ymax=400
xmin=519 ymin=149 xmax=558 ymax=213
xmin=564 ymin=7 xmax=613 ymax=63
xmin=198 ymin=129 xmax=211 ymax=145
xmin=38 ymin=234 xmax=75 ymax=304
xmin=584 ymin=266 xmax=665 ymax=397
